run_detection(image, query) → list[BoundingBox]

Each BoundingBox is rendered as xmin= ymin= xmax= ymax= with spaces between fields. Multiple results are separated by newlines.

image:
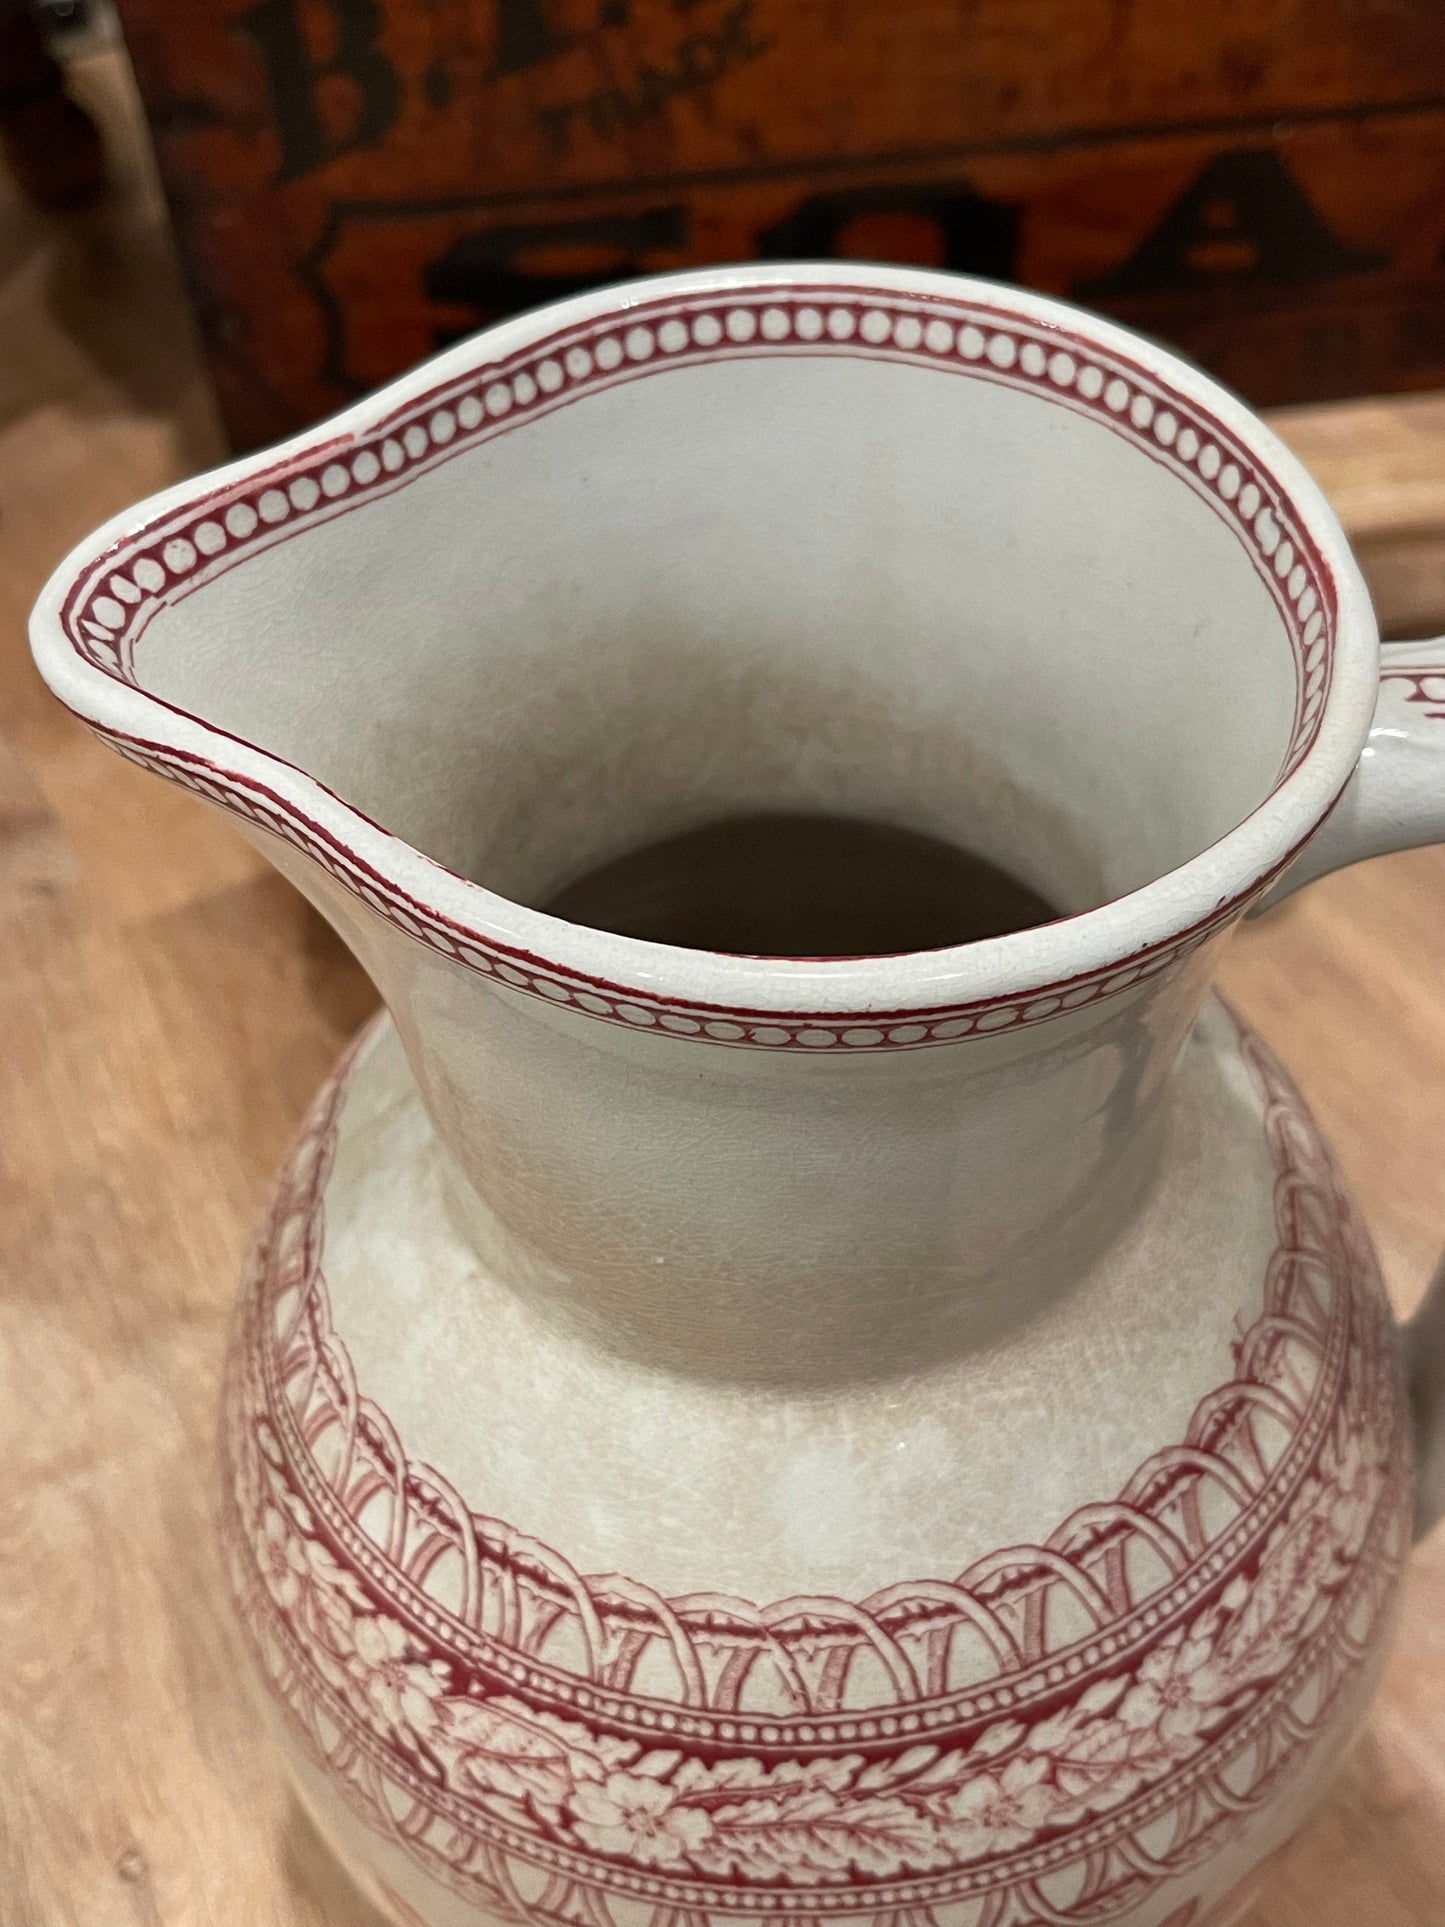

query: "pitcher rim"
xmin=30 ymin=263 xmax=1378 ymax=1048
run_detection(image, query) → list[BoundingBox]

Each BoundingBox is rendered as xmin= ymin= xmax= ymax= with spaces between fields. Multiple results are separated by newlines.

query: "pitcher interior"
xmin=128 ymin=316 xmax=1305 ymax=926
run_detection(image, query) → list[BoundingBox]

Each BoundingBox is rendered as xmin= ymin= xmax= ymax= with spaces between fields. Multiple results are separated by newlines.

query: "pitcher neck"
xmin=388 ymin=956 xmax=1207 ymax=1388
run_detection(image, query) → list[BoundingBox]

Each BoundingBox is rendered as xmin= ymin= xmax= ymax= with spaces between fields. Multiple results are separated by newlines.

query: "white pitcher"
xmin=30 ymin=264 xmax=1445 ymax=1927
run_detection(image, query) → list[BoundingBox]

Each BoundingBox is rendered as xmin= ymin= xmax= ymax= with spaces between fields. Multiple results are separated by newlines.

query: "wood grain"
xmin=2 ymin=46 xmax=1444 ymax=1927
xmin=111 ymin=0 xmax=1445 ymax=445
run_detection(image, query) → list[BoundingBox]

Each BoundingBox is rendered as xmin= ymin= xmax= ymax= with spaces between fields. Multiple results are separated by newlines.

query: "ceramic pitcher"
xmin=31 ymin=265 xmax=1445 ymax=1927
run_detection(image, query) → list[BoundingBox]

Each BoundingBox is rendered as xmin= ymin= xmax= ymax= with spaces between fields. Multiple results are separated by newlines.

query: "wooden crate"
xmin=113 ymin=0 xmax=1445 ymax=449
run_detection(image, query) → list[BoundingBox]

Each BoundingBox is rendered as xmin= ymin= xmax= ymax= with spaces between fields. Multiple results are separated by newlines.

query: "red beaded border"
xmin=62 ymin=284 xmax=1338 ymax=1049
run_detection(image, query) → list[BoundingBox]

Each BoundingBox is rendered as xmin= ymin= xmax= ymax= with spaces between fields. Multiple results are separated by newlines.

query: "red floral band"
xmin=219 ymin=1014 xmax=1407 ymax=1925
xmin=63 ymin=285 xmax=1339 ymax=1047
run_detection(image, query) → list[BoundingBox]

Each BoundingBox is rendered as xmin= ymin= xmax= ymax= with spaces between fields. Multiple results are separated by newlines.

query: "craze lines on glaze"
xmin=219 ymin=1018 xmax=1408 ymax=1927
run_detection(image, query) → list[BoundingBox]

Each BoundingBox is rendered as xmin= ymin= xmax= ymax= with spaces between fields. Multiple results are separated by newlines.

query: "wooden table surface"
xmin=3 ymin=48 xmax=1445 ymax=1927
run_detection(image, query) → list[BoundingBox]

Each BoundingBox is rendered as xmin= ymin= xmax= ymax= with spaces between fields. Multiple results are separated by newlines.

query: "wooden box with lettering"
xmin=113 ymin=0 xmax=1445 ymax=449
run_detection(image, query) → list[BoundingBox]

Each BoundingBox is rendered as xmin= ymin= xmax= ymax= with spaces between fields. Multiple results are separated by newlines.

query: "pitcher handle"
xmin=1261 ymin=636 xmax=1445 ymax=1538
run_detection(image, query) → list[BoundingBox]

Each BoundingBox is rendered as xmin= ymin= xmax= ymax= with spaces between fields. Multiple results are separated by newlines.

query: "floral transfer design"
xmin=219 ymin=1016 xmax=1410 ymax=1926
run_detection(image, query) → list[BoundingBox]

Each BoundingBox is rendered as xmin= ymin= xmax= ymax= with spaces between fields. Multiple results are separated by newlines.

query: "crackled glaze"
xmin=218 ymin=1012 xmax=1409 ymax=1927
